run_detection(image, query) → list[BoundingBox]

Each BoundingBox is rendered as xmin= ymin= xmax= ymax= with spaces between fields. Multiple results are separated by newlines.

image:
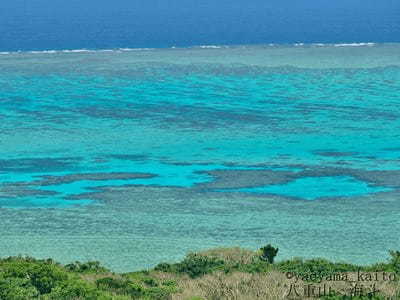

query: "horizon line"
xmin=2 ymin=41 xmax=400 ymax=55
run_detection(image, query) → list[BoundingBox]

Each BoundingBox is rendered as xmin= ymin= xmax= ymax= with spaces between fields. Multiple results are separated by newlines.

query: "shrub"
xmin=0 ymin=277 xmax=39 ymax=300
xmin=176 ymin=253 xmax=225 ymax=278
xmin=45 ymin=279 xmax=100 ymax=300
xmin=235 ymin=260 xmax=270 ymax=273
xmin=259 ymin=244 xmax=279 ymax=264
xmin=0 ymin=258 xmax=69 ymax=295
xmin=125 ymin=282 xmax=146 ymax=297
xmin=64 ymin=261 xmax=109 ymax=274
xmin=389 ymin=250 xmax=400 ymax=274
xmin=154 ymin=263 xmax=175 ymax=273
xmin=161 ymin=280 xmax=177 ymax=288
xmin=96 ymin=277 xmax=128 ymax=290
xmin=125 ymin=271 xmax=162 ymax=287
xmin=143 ymin=277 xmax=158 ymax=287
xmin=154 ymin=254 xmax=225 ymax=278
xmin=95 ymin=277 xmax=144 ymax=297
xmin=29 ymin=263 xmax=69 ymax=294
xmin=144 ymin=287 xmax=174 ymax=300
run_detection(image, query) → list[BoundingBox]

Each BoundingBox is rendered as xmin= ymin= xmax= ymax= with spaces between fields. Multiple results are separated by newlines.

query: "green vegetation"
xmin=0 ymin=246 xmax=399 ymax=299
xmin=260 ymin=244 xmax=279 ymax=264
xmin=154 ymin=253 xmax=225 ymax=278
xmin=0 ymin=256 xmax=177 ymax=300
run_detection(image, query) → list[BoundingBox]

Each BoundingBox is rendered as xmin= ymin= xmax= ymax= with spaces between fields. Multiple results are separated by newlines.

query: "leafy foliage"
xmin=44 ymin=279 xmax=100 ymax=300
xmin=96 ymin=277 xmax=144 ymax=297
xmin=0 ymin=246 xmax=399 ymax=299
xmin=155 ymin=253 xmax=225 ymax=278
xmin=0 ymin=256 xmax=176 ymax=300
xmin=64 ymin=261 xmax=109 ymax=274
xmin=259 ymin=244 xmax=279 ymax=264
xmin=389 ymin=250 xmax=400 ymax=274
xmin=0 ymin=277 xmax=39 ymax=300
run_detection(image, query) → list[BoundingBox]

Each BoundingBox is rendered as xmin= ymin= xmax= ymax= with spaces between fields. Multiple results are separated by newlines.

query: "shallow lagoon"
xmin=0 ymin=44 xmax=400 ymax=271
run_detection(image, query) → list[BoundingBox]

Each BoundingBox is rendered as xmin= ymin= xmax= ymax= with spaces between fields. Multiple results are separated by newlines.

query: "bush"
xmin=96 ymin=277 xmax=128 ymax=290
xmin=95 ymin=277 xmax=144 ymax=297
xmin=29 ymin=263 xmax=69 ymax=294
xmin=235 ymin=260 xmax=270 ymax=273
xmin=161 ymin=280 xmax=177 ymax=288
xmin=144 ymin=287 xmax=174 ymax=300
xmin=64 ymin=261 xmax=109 ymax=274
xmin=45 ymin=279 xmax=100 ymax=300
xmin=389 ymin=250 xmax=400 ymax=274
xmin=154 ymin=263 xmax=175 ymax=273
xmin=176 ymin=253 xmax=225 ymax=278
xmin=154 ymin=254 xmax=225 ymax=278
xmin=0 ymin=277 xmax=39 ymax=300
xmin=259 ymin=244 xmax=279 ymax=264
xmin=143 ymin=277 xmax=158 ymax=287
xmin=0 ymin=258 xmax=69 ymax=295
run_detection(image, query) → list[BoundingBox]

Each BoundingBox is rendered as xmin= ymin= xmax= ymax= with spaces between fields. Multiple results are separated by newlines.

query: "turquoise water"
xmin=1 ymin=44 xmax=400 ymax=271
xmin=233 ymin=176 xmax=393 ymax=200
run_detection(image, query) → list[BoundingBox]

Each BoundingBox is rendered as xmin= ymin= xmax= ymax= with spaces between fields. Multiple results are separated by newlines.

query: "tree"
xmin=260 ymin=245 xmax=279 ymax=264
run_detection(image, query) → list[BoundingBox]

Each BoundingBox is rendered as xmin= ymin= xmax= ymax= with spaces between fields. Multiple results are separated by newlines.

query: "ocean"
xmin=0 ymin=0 xmax=399 ymax=51
xmin=1 ymin=44 xmax=400 ymax=271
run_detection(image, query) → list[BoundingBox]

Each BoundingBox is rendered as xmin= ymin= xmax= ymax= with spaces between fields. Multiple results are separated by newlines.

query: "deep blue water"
xmin=0 ymin=0 xmax=399 ymax=51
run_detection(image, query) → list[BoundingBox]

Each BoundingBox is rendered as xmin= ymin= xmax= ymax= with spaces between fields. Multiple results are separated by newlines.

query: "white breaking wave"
xmin=294 ymin=42 xmax=376 ymax=47
xmin=61 ymin=49 xmax=92 ymax=53
xmin=28 ymin=50 xmax=58 ymax=54
xmin=197 ymin=45 xmax=223 ymax=49
xmin=0 ymin=48 xmax=156 ymax=55
xmin=118 ymin=48 xmax=155 ymax=51
xmin=333 ymin=43 xmax=375 ymax=47
xmin=0 ymin=42 xmax=384 ymax=55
